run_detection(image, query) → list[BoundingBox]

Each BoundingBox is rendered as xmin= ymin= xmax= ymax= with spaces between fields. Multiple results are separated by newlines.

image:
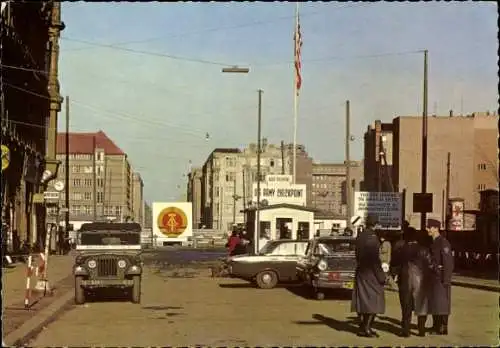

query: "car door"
xmin=296 ymin=241 xmax=314 ymax=280
xmin=269 ymin=242 xmax=305 ymax=281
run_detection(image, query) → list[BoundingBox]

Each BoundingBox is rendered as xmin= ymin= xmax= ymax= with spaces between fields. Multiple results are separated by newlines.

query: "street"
xmin=29 ymin=254 xmax=498 ymax=346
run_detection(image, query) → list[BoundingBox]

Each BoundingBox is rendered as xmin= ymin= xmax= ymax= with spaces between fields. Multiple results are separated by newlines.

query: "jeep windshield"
xmin=77 ymin=222 xmax=141 ymax=249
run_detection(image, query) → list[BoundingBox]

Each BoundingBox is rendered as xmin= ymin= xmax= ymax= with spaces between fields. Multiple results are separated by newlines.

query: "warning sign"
xmin=354 ymin=191 xmax=402 ymax=228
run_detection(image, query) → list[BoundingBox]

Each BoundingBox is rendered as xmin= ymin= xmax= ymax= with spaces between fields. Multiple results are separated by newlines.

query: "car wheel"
xmin=75 ymin=276 xmax=85 ymax=304
xmin=255 ymin=270 xmax=278 ymax=289
xmin=131 ymin=275 xmax=141 ymax=304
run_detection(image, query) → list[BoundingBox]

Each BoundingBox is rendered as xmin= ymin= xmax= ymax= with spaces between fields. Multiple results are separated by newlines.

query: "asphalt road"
xmin=28 ymin=249 xmax=499 ymax=346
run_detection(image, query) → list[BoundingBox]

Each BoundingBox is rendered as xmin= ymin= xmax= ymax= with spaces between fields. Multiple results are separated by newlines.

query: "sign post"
xmin=354 ymin=191 xmax=403 ymax=228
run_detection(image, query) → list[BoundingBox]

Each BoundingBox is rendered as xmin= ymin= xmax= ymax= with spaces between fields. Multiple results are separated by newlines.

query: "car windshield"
xmin=316 ymin=240 xmax=355 ymax=255
xmin=80 ymin=231 xmax=140 ymax=245
xmin=258 ymin=241 xmax=278 ymax=255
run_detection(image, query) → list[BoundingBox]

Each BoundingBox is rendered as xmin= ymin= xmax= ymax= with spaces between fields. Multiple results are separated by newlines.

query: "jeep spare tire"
xmin=75 ymin=276 xmax=85 ymax=304
xmin=255 ymin=270 xmax=278 ymax=289
xmin=131 ymin=275 xmax=141 ymax=304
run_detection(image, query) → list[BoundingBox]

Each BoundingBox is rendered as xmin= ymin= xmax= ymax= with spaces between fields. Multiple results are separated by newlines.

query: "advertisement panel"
xmin=354 ymin=191 xmax=402 ymax=228
xmin=152 ymin=202 xmax=193 ymax=244
xmin=448 ymin=198 xmax=464 ymax=231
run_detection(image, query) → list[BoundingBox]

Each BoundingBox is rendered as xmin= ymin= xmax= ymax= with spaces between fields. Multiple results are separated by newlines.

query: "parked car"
xmin=227 ymin=239 xmax=308 ymax=289
xmin=296 ymin=236 xmax=356 ymax=300
xmin=73 ymin=222 xmax=143 ymax=304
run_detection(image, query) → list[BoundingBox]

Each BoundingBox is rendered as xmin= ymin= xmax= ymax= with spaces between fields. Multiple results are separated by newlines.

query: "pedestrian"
xmin=426 ymin=218 xmax=454 ymax=335
xmin=351 ymin=215 xmax=387 ymax=337
xmin=225 ymin=230 xmax=241 ymax=257
xmin=378 ymin=230 xmax=398 ymax=291
xmin=392 ymin=227 xmax=438 ymax=337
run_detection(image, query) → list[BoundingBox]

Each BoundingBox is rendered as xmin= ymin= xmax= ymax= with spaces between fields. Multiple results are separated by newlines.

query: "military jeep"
xmin=73 ymin=222 xmax=143 ymax=304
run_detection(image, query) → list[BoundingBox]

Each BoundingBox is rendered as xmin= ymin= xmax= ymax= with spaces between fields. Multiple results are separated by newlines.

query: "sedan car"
xmin=227 ymin=239 xmax=308 ymax=289
xmin=296 ymin=236 xmax=356 ymax=300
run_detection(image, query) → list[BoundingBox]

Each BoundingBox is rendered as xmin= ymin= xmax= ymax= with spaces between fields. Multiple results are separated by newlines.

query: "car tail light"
xmin=328 ymin=272 xmax=340 ymax=280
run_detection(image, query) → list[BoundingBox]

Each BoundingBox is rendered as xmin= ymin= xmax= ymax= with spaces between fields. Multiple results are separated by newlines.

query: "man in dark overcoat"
xmin=351 ymin=215 xmax=386 ymax=337
xmin=426 ymin=218 xmax=454 ymax=335
xmin=392 ymin=227 xmax=439 ymax=337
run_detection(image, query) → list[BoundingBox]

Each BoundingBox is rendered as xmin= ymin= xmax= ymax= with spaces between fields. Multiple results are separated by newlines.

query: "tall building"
xmin=197 ymin=141 xmax=313 ymax=232
xmin=144 ymin=202 xmax=152 ymax=229
xmin=187 ymin=167 xmax=203 ymax=228
xmin=311 ymin=161 xmax=364 ymax=217
xmin=55 ymin=131 xmax=133 ymax=224
xmin=2 ymin=1 xmax=64 ymax=249
xmin=363 ymin=111 xmax=498 ymax=229
xmin=131 ymin=172 xmax=144 ymax=227
xmin=363 ymin=120 xmax=394 ymax=192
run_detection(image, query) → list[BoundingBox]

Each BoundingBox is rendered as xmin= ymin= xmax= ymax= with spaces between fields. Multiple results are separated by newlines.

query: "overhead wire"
xmin=60 ymin=2 xmax=368 ymax=52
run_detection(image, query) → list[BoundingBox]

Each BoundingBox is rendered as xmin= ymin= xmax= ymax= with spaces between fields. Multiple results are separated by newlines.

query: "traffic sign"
xmin=1 ymin=145 xmax=10 ymax=171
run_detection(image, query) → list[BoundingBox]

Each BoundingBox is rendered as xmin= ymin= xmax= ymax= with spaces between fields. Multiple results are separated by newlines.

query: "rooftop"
xmin=56 ymin=131 xmax=125 ymax=155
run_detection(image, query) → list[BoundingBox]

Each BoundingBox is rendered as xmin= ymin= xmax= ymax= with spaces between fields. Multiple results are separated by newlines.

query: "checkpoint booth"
xmin=243 ymin=203 xmax=317 ymax=242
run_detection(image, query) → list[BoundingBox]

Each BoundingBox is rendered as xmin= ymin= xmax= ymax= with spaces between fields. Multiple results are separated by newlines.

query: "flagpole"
xmin=292 ymin=2 xmax=299 ymax=184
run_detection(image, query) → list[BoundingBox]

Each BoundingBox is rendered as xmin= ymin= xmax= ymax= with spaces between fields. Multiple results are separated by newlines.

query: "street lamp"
xmin=222 ymin=66 xmax=250 ymax=74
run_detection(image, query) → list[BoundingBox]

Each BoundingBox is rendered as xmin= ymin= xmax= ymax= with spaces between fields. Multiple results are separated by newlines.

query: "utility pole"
xmin=420 ymin=49 xmax=429 ymax=232
xmin=92 ymin=135 xmax=97 ymax=221
xmin=242 ymin=170 xmax=247 ymax=225
xmin=256 ymin=89 xmax=263 ymax=254
xmin=232 ymin=178 xmax=237 ymax=225
xmin=445 ymin=152 xmax=451 ymax=231
xmin=345 ymin=100 xmax=352 ymax=229
xmin=280 ymin=141 xmax=285 ymax=174
xmin=64 ymin=96 xmax=70 ymax=237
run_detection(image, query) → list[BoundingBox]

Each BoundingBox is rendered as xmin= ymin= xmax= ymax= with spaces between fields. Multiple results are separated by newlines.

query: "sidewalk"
xmin=452 ymin=274 xmax=499 ymax=292
xmin=2 ymin=253 xmax=75 ymax=338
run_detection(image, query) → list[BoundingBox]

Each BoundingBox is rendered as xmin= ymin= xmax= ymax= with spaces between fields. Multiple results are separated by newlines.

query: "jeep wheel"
xmin=255 ymin=270 xmax=278 ymax=289
xmin=131 ymin=275 xmax=141 ymax=303
xmin=75 ymin=276 xmax=85 ymax=304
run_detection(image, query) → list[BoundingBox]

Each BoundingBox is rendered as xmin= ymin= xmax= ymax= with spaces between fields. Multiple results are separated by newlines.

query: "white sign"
xmin=43 ymin=191 xmax=60 ymax=200
xmin=266 ymin=174 xmax=292 ymax=183
xmin=354 ymin=191 xmax=402 ymax=227
xmin=252 ymin=184 xmax=306 ymax=206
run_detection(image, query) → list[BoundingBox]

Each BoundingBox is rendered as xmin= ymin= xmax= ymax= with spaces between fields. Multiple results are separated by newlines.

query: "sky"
xmin=58 ymin=2 xmax=499 ymax=203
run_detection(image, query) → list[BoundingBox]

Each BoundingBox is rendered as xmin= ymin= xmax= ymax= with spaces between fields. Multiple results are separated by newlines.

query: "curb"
xmin=4 ymin=290 xmax=74 ymax=347
xmin=451 ymin=280 xmax=500 ymax=293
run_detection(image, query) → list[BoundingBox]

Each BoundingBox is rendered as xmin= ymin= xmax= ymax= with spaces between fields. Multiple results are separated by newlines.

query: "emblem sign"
xmin=157 ymin=207 xmax=188 ymax=237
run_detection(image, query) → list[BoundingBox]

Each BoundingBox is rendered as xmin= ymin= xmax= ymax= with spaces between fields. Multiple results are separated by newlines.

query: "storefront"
xmin=244 ymin=203 xmax=317 ymax=242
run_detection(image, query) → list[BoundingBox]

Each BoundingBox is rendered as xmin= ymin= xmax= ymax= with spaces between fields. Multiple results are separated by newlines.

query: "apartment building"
xmin=311 ymin=161 xmax=364 ymax=217
xmin=55 ymin=131 xmax=133 ymax=225
xmin=131 ymin=172 xmax=144 ymax=227
xmin=363 ymin=111 xmax=498 ymax=229
xmin=197 ymin=141 xmax=313 ymax=232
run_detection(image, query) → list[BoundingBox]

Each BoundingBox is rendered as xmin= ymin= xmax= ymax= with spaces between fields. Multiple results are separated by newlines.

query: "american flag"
xmin=294 ymin=13 xmax=303 ymax=95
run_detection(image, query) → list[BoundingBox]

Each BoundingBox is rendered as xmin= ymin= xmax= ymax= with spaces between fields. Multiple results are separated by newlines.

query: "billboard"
xmin=152 ymin=202 xmax=193 ymax=242
xmin=448 ymin=198 xmax=464 ymax=231
xmin=354 ymin=191 xmax=402 ymax=228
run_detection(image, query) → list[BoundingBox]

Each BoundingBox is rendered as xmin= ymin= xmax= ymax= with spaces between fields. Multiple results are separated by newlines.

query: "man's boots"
xmin=400 ymin=312 xmax=411 ymax=337
xmin=417 ymin=316 xmax=427 ymax=337
xmin=430 ymin=315 xmax=441 ymax=334
xmin=366 ymin=314 xmax=379 ymax=337
xmin=441 ymin=315 xmax=449 ymax=335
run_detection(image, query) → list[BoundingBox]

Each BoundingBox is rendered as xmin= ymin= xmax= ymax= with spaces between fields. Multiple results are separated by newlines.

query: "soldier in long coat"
xmin=426 ymin=218 xmax=454 ymax=335
xmin=351 ymin=216 xmax=386 ymax=337
xmin=392 ymin=227 xmax=439 ymax=337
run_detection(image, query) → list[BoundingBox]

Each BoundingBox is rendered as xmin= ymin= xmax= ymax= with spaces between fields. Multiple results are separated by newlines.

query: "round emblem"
xmin=53 ymin=180 xmax=65 ymax=192
xmin=157 ymin=207 xmax=188 ymax=237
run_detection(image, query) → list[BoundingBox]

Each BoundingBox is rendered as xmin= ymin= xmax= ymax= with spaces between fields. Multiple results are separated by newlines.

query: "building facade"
xmin=55 ymin=131 xmax=134 ymax=225
xmin=1 ymin=1 xmax=64 ymax=250
xmin=311 ymin=161 xmax=364 ymax=218
xmin=364 ymin=111 xmax=498 ymax=229
xmin=187 ymin=167 xmax=203 ymax=228
xmin=196 ymin=141 xmax=313 ymax=232
xmin=131 ymin=172 xmax=144 ymax=227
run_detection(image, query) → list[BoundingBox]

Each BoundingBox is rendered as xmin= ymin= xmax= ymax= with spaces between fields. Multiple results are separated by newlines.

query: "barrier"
xmin=24 ymin=255 xmax=35 ymax=308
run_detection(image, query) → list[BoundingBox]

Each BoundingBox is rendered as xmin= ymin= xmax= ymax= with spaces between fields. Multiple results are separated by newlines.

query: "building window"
xmin=73 ymin=179 xmax=81 ymax=187
xmin=477 ymin=184 xmax=486 ymax=191
xmin=84 ymin=178 xmax=92 ymax=187
xmin=270 ymin=159 xmax=275 ymax=167
xmin=477 ymin=163 xmax=487 ymax=170
xmin=226 ymin=172 xmax=236 ymax=182
xmin=225 ymin=157 xmax=236 ymax=167
xmin=97 ymin=192 xmax=104 ymax=203
xmin=84 ymin=206 xmax=92 ymax=215
xmin=97 ymin=178 xmax=104 ymax=187
xmin=70 ymin=205 xmax=81 ymax=215
xmin=83 ymin=166 xmax=93 ymax=174
xmin=84 ymin=192 xmax=92 ymax=200
xmin=115 ymin=206 xmax=122 ymax=216
xmin=72 ymin=165 xmax=81 ymax=173
xmin=215 ymin=187 xmax=220 ymax=197
xmin=215 ymin=203 xmax=219 ymax=216
xmin=71 ymin=192 xmax=82 ymax=201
